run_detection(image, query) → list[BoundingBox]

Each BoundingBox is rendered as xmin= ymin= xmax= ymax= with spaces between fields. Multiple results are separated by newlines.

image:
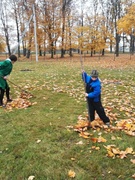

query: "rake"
xmin=7 ymin=79 xmax=34 ymax=97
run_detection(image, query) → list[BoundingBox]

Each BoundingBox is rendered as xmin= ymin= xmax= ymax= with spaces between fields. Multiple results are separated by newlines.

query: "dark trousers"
xmin=0 ymin=87 xmax=10 ymax=105
xmin=87 ymin=98 xmax=110 ymax=124
xmin=0 ymin=88 xmax=5 ymax=105
xmin=6 ymin=87 xmax=10 ymax=100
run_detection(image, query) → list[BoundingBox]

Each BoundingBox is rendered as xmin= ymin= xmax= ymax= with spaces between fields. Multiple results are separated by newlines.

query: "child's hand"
xmin=3 ymin=76 xmax=8 ymax=80
xmin=85 ymin=93 xmax=88 ymax=97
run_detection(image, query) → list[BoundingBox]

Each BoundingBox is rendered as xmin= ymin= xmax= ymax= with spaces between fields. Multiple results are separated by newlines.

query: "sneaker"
xmin=0 ymin=103 xmax=6 ymax=108
xmin=105 ymin=122 xmax=110 ymax=128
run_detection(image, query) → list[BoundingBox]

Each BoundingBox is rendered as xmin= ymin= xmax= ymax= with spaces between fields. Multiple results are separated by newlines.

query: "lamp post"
xmin=33 ymin=4 xmax=38 ymax=62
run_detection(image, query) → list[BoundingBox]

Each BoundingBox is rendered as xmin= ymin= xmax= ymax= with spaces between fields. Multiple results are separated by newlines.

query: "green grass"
xmin=0 ymin=56 xmax=135 ymax=180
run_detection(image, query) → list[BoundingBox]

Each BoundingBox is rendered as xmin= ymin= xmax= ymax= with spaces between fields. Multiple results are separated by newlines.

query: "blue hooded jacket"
xmin=82 ymin=72 xmax=101 ymax=102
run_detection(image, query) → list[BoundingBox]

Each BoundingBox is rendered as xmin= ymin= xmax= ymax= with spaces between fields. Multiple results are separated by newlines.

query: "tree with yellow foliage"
xmin=117 ymin=4 xmax=135 ymax=54
xmin=117 ymin=4 xmax=135 ymax=35
xmin=72 ymin=14 xmax=114 ymax=57
xmin=0 ymin=35 xmax=6 ymax=52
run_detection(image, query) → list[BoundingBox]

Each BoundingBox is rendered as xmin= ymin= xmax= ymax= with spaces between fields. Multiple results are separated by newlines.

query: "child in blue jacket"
xmin=82 ymin=70 xmax=110 ymax=127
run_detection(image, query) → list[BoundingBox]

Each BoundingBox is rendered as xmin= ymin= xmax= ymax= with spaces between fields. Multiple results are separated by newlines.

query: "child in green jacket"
xmin=0 ymin=55 xmax=17 ymax=107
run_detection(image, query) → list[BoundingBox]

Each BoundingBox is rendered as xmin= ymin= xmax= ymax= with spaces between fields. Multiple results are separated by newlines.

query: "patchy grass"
xmin=0 ymin=54 xmax=135 ymax=179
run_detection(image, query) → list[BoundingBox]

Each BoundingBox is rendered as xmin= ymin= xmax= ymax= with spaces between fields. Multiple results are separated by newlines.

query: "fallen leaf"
xmin=111 ymin=136 xmax=116 ymax=140
xmin=125 ymin=147 xmax=133 ymax=154
xmin=91 ymin=146 xmax=100 ymax=150
xmin=91 ymin=119 xmax=103 ymax=129
xmin=28 ymin=176 xmax=35 ymax=180
xmin=68 ymin=170 xmax=76 ymax=178
xmin=130 ymin=159 xmax=135 ymax=164
xmin=107 ymin=150 xmax=115 ymax=157
xmin=132 ymin=174 xmax=135 ymax=178
xmin=79 ymin=132 xmax=89 ymax=139
xmin=90 ymin=137 xmax=98 ymax=143
xmin=76 ymin=141 xmax=84 ymax=145
xmin=112 ymin=147 xmax=120 ymax=155
xmin=36 ymin=139 xmax=41 ymax=143
xmin=74 ymin=120 xmax=89 ymax=129
xmin=98 ymin=136 xmax=107 ymax=143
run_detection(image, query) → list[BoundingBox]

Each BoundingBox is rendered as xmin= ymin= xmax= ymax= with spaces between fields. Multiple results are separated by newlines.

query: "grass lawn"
xmin=0 ymin=54 xmax=135 ymax=180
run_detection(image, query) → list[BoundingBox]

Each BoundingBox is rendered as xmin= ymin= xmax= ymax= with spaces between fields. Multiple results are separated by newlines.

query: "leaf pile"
xmin=104 ymin=145 xmax=134 ymax=159
xmin=73 ymin=113 xmax=135 ymax=137
xmin=69 ymin=112 xmax=135 ymax=162
xmin=5 ymin=92 xmax=34 ymax=110
xmin=115 ymin=118 xmax=135 ymax=136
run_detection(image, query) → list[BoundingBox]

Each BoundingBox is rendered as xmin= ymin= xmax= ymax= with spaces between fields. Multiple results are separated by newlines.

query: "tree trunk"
xmin=102 ymin=49 xmax=105 ymax=56
xmin=130 ymin=34 xmax=135 ymax=55
xmin=115 ymin=33 xmax=120 ymax=57
xmin=39 ymin=45 xmax=42 ymax=56
xmin=5 ymin=28 xmax=11 ymax=56
xmin=13 ymin=0 xmax=20 ymax=57
xmin=26 ymin=49 xmax=31 ymax=59
xmin=69 ymin=48 xmax=72 ymax=57
xmin=90 ymin=50 xmax=93 ymax=57
xmin=61 ymin=48 xmax=64 ymax=58
xmin=50 ymin=42 xmax=54 ymax=58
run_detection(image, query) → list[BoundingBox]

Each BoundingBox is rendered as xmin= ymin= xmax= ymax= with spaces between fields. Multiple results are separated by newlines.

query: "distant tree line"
xmin=0 ymin=0 xmax=135 ymax=58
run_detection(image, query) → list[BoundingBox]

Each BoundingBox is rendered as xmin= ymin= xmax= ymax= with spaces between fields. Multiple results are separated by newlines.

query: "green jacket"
xmin=0 ymin=59 xmax=13 ymax=89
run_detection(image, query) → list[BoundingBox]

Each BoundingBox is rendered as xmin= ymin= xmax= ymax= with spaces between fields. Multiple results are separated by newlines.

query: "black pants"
xmin=0 ymin=87 xmax=10 ymax=105
xmin=0 ymin=87 xmax=5 ymax=105
xmin=87 ymin=98 xmax=110 ymax=124
xmin=5 ymin=87 xmax=10 ymax=100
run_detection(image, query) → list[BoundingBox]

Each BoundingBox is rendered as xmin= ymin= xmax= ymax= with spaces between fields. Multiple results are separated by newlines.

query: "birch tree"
xmin=0 ymin=0 xmax=12 ymax=55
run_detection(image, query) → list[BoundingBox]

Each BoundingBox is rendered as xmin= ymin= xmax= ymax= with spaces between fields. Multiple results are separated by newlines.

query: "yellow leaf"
xmin=95 ymin=147 xmax=100 ymax=150
xmin=125 ymin=147 xmax=133 ymax=154
xmin=79 ymin=132 xmax=89 ymax=139
xmin=74 ymin=120 xmax=89 ymax=129
xmin=111 ymin=136 xmax=116 ymax=140
xmin=68 ymin=170 xmax=76 ymax=178
xmin=98 ymin=136 xmax=107 ymax=143
xmin=108 ymin=150 xmax=115 ymax=157
xmin=28 ymin=176 xmax=35 ymax=180
xmin=112 ymin=147 xmax=120 ymax=155
xmin=91 ymin=119 xmax=103 ymax=129
xmin=125 ymin=123 xmax=132 ymax=130
xmin=76 ymin=141 xmax=83 ymax=145
xmin=91 ymin=146 xmax=100 ymax=150
xmin=125 ymin=131 xmax=135 ymax=136
xmin=36 ymin=139 xmax=41 ymax=143
xmin=130 ymin=159 xmax=135 ymax=164
xmin=83 ymin=132 xmax=91 ymax=136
